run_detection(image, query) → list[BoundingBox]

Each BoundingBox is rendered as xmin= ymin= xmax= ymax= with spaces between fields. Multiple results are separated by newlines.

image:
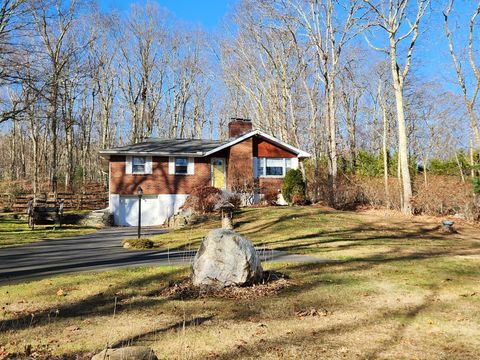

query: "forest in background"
xmin=0 ymin=0 xmax=479 ymax=219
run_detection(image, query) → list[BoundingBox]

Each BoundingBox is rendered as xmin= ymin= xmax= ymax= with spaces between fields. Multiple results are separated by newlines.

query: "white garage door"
xmin=118 ymin=196 xmax=159 ymax=226
xmin=111 ymin=194 xmax=189 ymax=227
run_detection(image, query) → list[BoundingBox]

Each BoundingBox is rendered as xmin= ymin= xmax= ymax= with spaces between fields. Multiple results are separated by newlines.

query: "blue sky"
xmin=96 ymin=0 xmax=478 ymax=99
xmin=99 ymin=0 xmax=237 ymax=29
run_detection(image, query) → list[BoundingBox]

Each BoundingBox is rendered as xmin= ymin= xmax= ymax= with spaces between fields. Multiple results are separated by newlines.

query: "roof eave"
xmin=98 ymin=151 xmax=206 ymax=158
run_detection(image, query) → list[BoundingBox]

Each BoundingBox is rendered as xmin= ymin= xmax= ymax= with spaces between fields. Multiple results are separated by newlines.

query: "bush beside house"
xmin=282 ymin=169 xmax=306 ymax=205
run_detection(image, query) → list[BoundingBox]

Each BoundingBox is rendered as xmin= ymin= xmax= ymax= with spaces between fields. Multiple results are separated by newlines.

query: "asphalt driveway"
xmin=0 ymin=227 xmax=323 ymax=285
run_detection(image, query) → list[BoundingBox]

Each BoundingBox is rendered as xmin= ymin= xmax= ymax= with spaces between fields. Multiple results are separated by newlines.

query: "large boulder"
xmin=77 ymin=209 xmax=114 ymax=228
xmin=192 ymin=229 xmax=263 ymax=287
xmin=91 ymin=346 xmax=157 ymax=360
xmin=167 ymin=208 xmax=205 ymax=229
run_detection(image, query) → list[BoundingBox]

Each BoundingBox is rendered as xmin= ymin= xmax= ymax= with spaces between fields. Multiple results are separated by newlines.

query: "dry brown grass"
xmin=1 ymin=207 xmax=479 ymax=359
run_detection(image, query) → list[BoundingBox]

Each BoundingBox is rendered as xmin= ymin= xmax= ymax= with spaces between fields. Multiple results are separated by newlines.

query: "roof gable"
xmin=205 ymin=130 xmax=310 ymax=158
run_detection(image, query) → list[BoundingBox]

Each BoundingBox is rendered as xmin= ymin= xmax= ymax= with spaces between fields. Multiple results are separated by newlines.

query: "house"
xmin=99 ymin=118 xmax=310 ymax=226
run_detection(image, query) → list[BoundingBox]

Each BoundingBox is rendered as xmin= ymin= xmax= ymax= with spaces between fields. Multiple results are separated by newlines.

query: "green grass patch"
xmin=150 ymin=206 xmax=459 ymax=260
xmin=0 ymin=211 xmax=98 ymax=248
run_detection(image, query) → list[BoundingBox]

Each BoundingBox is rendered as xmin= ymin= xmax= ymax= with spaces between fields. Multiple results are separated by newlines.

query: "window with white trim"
xmin=256 ymin=157 xmax=295 ymax=178
xmin=126 ymin=156 xmax=152 ymax=175
xmin=175 ymin=157 xmax=188 ymax=174
xmin=169 ymin=157 xmax=194 ymax=175
xmin=132 ymin=156 xmax=146 ymax=174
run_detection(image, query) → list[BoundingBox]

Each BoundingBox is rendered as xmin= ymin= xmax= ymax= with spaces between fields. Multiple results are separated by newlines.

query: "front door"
xmin=211 ymin=158 xmax=226 ymax=189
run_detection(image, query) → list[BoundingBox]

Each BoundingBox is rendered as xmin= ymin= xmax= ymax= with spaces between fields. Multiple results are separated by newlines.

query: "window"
xmin=285 ymin=158 xmax=292 ymax=173
xmin=168 ymin=157 xmax=194 ymax=175
xmin=256 ymin=157 xmax=296 ymax=178
xmin=257 ymin=157 xmax=265 ymax=177
xmin=266 ymin=158 xmax=284 ymax=176
xmin=132 ymin=156 xmax=146 ymax=174
xmin=175 ymin=157 xmax=188 ymax=174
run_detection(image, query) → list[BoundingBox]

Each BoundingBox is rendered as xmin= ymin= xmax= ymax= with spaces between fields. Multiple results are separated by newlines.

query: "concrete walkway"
xmin=0 ymin=227 xmax=323 ymax=285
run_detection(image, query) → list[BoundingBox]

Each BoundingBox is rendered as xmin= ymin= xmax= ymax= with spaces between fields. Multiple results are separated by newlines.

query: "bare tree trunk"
xmin=471 ymin=132 xmax=476 ymax=178
xmin=455 ymin=151 xmax=466 ymax=183
xmin=326 ymin=80 xmax=337 ymax=207
xmin=27 ymin=104 xmax=39 ymax=200
xmin=423 ymin=156 xmax=428 ymax=188
xmin=390 ymin=49 xmax=413 ymax=214
xmin=65 ymin=122 xmax=73 ymax=191
xmin=11 ymin=119 xmax=16 ymax=180
xmin=397 ymin=145 xmax=403 ymax=210
xmin=50 ymin=80 xmax=59 ymax=200
xmin=382 ymin=105 xmax=390 ymax=209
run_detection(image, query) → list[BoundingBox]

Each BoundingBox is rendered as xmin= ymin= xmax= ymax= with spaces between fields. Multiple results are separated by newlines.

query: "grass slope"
xmin=1 ymin=206 xmax=479 ymax=359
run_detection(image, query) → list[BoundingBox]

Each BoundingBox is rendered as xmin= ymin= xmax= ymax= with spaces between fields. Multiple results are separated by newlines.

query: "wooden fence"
xmin=0 ymin=192 xmax=108 ymax=212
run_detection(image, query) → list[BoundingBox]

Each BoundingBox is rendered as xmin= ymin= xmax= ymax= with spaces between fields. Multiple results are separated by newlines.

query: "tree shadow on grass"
xmin=257 ymin=223 xmax=445 ymax=253
xmin=200 ymin=286 xmax=440 ymax=360
xmin=255 ymin=240 xmax=480 ymax=314
xmin=108 ymin=315 xmax=214 ymax=349
xmin=0 ymin=267 xmax=188 ymax=334
xmin=236 ymin=209 xmax=336 ymax=238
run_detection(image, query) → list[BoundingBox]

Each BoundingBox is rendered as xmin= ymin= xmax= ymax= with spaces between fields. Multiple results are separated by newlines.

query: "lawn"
xmin=0 ymin=212 xmax=98 ymax=248
xmin=149 ymin=206 xmax=467 ymax=260
xmin=1 ymin=206 xmax=479 ymax=359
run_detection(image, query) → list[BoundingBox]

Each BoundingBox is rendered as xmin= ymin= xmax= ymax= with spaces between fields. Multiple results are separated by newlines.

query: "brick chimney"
xmin=228 ymin=117 xmax=253 ymax=138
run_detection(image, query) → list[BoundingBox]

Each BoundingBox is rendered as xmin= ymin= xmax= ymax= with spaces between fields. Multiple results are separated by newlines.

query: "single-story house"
xmin=99 ymin=118 xmax=310 ymax=226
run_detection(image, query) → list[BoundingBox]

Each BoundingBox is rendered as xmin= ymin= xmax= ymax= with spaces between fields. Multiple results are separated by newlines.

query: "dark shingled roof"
xmin=100 ymin=138 xmax=229 ymax=156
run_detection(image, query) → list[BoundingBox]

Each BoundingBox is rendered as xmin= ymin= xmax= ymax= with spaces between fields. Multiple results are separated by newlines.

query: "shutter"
xmin=291 ymin=157 xmax=299 ymax=170
xmin=253 ymin=157 xmax=258 ymax=178
xmin=168 ymin=157 xmax=175 ymax=175
xmin=125 ymin=156 xmax=132 ymax=174
xmin=187 ymin=158 xmax=195 ymax=175
xmin=145 ymin=156 xmax=153 ymax=174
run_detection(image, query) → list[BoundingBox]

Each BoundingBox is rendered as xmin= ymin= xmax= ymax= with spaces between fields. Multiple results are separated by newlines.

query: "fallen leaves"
xmin=64 ymin=325 xmax=80 ymax=332
xmin=295 ymin=307 xmax=329 ymax=318
xmin=159 ymin=277 xmax=290 ymax=300
xmin=0 ymin=346 xmax=10 ymax=360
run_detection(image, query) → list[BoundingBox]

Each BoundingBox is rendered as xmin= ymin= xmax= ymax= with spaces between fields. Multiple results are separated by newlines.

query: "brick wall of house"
xmin=109 ymin=136 xmax=300 ymax=197
xmin=226 ymin=137 xmax=253 ymax=191
xmin=110 ymin=155 xmax=213 ymax=195
xmin=258 ymin=178 xmax=284 ymax=193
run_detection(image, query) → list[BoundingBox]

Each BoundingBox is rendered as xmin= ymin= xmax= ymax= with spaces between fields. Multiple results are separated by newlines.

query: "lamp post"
xmin=137 ymin=186 xmax=143 ymax=239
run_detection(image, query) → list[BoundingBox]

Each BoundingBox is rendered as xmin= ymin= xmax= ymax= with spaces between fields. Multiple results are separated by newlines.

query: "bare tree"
xmin=0 ymin=0 xmax=29 ymax=123
xmin=117 ymin=3 xmax=167 ymax=143
xmin=444 ymin=0 xmax=480 ymax=177
xmin=29 ymin=0 xmax=81 ymax=198
xmin=279 ymin=0 xmax=366 ymax=206
xmin=88 ymin=13 xmax=118 ymax=150
xmin=363 ymin=0 xmax=430 ymax=215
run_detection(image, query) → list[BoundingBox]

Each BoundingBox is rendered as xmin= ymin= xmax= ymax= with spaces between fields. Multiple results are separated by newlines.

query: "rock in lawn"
xmin=91 ymin=346 xmax=158 ymax=360
xmin=192 ymin=229 xmax=263 ymax=288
